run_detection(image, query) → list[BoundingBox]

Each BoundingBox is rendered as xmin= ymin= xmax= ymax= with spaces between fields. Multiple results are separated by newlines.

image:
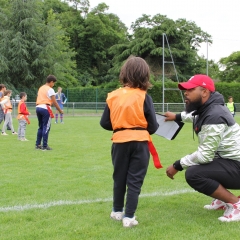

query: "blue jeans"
xmin=36 ymin=107 xmax=51 ymax=147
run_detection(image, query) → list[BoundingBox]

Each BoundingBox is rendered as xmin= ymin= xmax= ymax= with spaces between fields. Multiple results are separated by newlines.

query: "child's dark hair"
xmin=19 ymin=92 xmax=27 ymax=99
xmin=228 ymin=96 xmax=233 ymax=99
xmin=0 ymin=84 xmax=5 ymax=90
xmin=46 ymin=75 xmax=57 ymax=83
xmin=119 ymin=56 xmax=152 ymax=90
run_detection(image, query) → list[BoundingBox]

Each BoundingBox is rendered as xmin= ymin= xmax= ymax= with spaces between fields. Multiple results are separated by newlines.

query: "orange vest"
xmin=36 ymin=85 xmax=53 ymax=105
xmin=107 ymin=87 xmax=151 ymax=143
xmin=17 ymin=100 xmax=30 ymax=124
xmin=1 ymin=96 xmax=12 ymax=113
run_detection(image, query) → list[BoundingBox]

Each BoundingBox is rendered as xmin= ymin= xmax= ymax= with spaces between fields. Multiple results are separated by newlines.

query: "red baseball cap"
xmin=178 ymin=74 xmax=215 ymax=92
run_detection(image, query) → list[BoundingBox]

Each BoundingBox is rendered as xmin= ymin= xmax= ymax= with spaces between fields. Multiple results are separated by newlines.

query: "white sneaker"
xmin=110 ymin=211 xmax=124 ymax=221
xmin=204 ymin=198 xmax=226 ymax=210
xmin=21 ymin=138 xmax=29 ymax=141
xmin=12 ymin=132 xmax=18 ymax=135
xmin=1 ymin=132 xmax=8 ymax=135
xmin=122 ymin=216 xmax=138 ymax=227
xmin=218 ymin=202 xmax=240 ymax=222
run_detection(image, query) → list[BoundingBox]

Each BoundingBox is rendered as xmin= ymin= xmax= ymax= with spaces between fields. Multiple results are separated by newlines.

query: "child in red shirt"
xmin=17 ymin=92 xmax=31 ymax=141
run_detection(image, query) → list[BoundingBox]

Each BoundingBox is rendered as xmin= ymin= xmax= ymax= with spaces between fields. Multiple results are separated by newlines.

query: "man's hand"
xmin=166 ymin=165 xmax=178 ymax=179
xmin=164 ymin=112 xmax=176 ymax=121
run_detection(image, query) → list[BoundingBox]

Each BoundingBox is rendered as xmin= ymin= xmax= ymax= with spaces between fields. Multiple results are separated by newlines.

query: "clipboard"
xmin=154 ymin=113 xmax=184 ymax=140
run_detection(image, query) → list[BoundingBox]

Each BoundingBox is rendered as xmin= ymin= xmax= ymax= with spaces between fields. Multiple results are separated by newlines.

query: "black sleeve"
xmin=144 ymin=94 xmax=159 ymax=134
xmin=175 ymin=113 xmax=182 ymax=122
xmin=173 ymin=160 xmax=183 ymax=171
xmin=100 ymin=104 xmax=113 ymax=131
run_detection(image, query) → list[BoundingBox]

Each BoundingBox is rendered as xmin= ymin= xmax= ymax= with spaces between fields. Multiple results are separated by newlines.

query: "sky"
xmin=89 ymin=0 xmax=240 ymax=62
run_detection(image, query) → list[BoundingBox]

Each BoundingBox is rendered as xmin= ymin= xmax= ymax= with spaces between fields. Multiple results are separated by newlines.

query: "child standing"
xmin=0 ymin=90 xmax=18 ymax=135
xmin=55 ymin=87 xmax=66 ymax=124
xmin=0 ymin=84 xmax=6 ymax=128
xmin=226 ymin=96 xmax=236 ymax=117
xmin=100 ymin=57 xmax=160 ymax=227
xmin=17 ymin=92 xmax=30 ymax=141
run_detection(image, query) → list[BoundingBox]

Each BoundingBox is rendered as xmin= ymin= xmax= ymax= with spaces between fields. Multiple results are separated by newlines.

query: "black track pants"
xmin=185 ymin=158 xmax=240 ymax=196
xmin=111 ymin=141 xmax=150 ymax=218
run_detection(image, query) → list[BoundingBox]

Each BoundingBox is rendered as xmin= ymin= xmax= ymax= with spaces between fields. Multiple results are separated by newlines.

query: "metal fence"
xmin=11 ymin=101 xmax=240 ymax=118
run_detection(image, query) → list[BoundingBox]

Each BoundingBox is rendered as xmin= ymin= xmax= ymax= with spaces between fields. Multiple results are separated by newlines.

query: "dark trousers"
xmin=111 ymin=141 xmax=150 ymax=218
xmin=185 ymin=158 xmax=240 ymax=196
xmin=0 ymin=108 xmax=4 ymax=125
xmin=36 ymin=107 xmax=51 ymax=147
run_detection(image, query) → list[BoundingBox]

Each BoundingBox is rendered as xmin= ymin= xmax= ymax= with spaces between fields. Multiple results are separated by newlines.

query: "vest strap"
xmin=113 ymin=127 xmax=146 ymax=133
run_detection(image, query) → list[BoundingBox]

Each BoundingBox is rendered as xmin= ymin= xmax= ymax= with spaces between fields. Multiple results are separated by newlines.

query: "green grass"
xmin=1 ymin=116 xmax=240 ymax=240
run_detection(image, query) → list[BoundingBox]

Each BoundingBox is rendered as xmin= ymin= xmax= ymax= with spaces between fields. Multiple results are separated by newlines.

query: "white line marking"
xmin=0 ymin=189 xmax=195 ymax=212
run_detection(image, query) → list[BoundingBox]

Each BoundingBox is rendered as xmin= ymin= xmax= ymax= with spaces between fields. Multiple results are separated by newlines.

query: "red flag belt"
xmin=46 ymin=105 xmax=54 ymax=118
xmin=148 ymin=141 xmax=163 ymax=169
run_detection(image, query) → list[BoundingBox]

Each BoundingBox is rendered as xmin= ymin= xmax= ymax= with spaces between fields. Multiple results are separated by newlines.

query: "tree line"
xmin=0 ymin=0 xmax=239 ymax=90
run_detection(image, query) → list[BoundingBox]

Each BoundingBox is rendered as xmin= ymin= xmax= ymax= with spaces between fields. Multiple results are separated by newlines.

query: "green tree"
xmin=218 ymin=51 xmax=240 ymax=82
xmin=41 ymin=1 xmax=127 ymax=86
xmin=82 ymin=3 xmax=127 ymax=85
xmin=43 ymin=9 xmax=78 ymax=88
xmin=0 ymin=0 xmax=77 ymax=88
xmin=109 ymin=14 xmax=212 ymax=82
xmin=42 ymin=0 xmax=70 ymax=20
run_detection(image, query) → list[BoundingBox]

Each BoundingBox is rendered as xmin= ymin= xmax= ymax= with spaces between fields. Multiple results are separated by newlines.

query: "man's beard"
xmin=185 ymin=97 xmax=202 ymax=113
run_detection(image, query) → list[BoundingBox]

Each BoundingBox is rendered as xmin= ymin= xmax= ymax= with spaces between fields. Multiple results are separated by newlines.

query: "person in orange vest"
xmin=226 ymin=96 xmax=236 ymax=117
xmin=100 ymin=57 xmax=161 ymax=228
xmin=0 ymin=90 xmax=18 ymax=135
xmin=0 ymin=84 xmax=15 ymax=131
xmin=17 ymin=92 xmax=31 ymax=141
xmin=0 ymin=84 xmax=6 ymax=128
xmin=35 ymin=75 xmax=63 ymax=151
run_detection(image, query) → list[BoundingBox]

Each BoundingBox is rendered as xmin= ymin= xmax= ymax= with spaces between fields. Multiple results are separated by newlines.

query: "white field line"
xmin=0 ymin=189 xmax=195 ymax=213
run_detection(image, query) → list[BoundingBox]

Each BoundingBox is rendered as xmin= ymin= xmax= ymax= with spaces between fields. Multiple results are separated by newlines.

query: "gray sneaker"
xmin=35 ymin=145 xmax=42 ymax=150
xmin=42 ymin=146 xmax=53 ymax=151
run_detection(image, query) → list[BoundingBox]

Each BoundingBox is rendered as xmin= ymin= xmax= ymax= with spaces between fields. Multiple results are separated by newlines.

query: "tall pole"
xmin=162 ymin=33 xmax=165 ymax=113
xmin=206 ymin=38 xmax=209 ymax=76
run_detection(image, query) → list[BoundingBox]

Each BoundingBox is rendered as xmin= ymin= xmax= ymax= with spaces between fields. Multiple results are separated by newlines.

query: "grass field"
xmin=1 ymin=116 xmax=240 ymax=240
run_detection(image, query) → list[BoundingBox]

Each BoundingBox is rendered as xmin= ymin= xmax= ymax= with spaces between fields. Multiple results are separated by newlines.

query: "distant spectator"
xmin=55 ymin=87 xmax=66 ymax=124
xmin=226 ymin=96 xmax=236 ymax=117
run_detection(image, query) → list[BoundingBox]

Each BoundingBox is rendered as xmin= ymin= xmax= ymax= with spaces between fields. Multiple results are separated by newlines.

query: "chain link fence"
xmin=12 ymin=102 xmax=238 ymax=118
